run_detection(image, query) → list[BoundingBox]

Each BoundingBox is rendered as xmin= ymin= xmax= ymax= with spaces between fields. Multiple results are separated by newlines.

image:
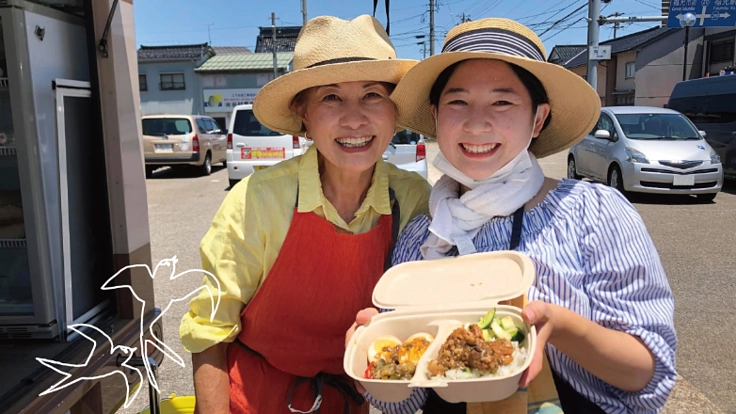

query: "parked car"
xmin=667 ymin=75 xmax=736 ymax=180
xmin=226 ymin=104 xmax=307 ymax=188
xmin=567 ymin=106 xmax=723 ymax=201
xmin=142 ymin=114 xmax=227 ymax=177
xmin=384 ymin=129 xmax=428 ymax=180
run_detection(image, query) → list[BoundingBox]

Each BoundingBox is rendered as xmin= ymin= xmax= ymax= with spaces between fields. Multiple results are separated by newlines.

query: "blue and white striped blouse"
xmin=365 ymin=179 xmax=677 ymax=414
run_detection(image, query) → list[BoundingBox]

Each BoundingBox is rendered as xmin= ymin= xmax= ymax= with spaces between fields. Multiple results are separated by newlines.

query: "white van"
xmin=226 ymin=104 xmax=307 ymax=188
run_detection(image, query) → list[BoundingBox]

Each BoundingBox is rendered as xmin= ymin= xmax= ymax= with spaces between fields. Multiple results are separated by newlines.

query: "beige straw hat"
xmin=252 ymin=15 xmax=418 ymax=136
xmin=391 ymin=18 xmax=601 ymax=159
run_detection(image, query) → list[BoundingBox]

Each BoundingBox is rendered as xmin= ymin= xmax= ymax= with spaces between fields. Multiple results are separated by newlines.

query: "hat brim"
xmin=253 ymin=59 xmax=418 ymax=136
xmin=391 ymin=52 xmax=601 ymax=158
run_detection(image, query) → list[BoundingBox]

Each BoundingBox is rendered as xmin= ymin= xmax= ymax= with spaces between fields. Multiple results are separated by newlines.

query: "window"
xmin=139 ymin=74 xmax=147 ymax=91
xmin=592 ymin=113 xmax=618 ymax=141
xmin=233 ymin=109 xmax=282 ymax=136
xmin=614 ymin=113 xmax=700 ymax=140
xmin=625 ymin=62 xmax=635 ymax=78
xmin=142 ymin=118 xmax=193 ymax=135
xmin=160 ymin=73 xmax=185 ymax=90
xmin=205 ymin=118 xmax=221 ymax=133
xmin=391 ymin=130 xmax=421 ymax=145
xmin=195 ymin=118 xmax=208 ymax=134
xmin=615 ymin=94 xmax=635 ymax=106
xmin=710 ymin=39 xmax=735 ymax=64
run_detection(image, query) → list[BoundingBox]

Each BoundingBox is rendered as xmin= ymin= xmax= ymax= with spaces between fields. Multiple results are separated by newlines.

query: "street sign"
xmin=589 ymin=45 xmax=612 ymax=60
xmin=667 ymin=0 xmax=736 ymax=28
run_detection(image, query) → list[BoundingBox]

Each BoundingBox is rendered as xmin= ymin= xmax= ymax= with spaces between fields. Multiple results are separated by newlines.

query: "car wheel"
xmin=567 ymin=156 xmax=581 ymax=180
xmin=223 ymin=160 xmax=227 ymax=168
xmin=608 ymin=165 xmax=627 ymax=196
xmin=200 ymin=153 xmax=212 ymax=176
xmin=696 ymin=193 xmax=717 ymax=202
xmin=229 ymin=179 xmax=239 ymax=189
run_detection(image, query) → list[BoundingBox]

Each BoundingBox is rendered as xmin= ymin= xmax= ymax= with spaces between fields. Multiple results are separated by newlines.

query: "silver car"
xmin=568 ymin=106 xmax=723 ymax=201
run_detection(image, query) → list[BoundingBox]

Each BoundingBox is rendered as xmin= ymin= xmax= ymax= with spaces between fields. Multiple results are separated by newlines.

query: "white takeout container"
xmin=344 ymin=251 xmax=537 ymax=403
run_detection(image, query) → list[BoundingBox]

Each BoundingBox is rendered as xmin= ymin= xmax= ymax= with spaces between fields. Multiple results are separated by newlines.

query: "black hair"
xmin=428 ymin=59 xmax=552 ymax=131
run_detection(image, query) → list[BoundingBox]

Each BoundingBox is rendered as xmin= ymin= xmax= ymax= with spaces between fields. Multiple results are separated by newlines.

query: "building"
xmin=137 ymin=43 xmax=215 ymax=116
xmin=194 ymin=52 xmax=294 ymax=128
xmin=136 ymin=26 xmax=299 ymax=125
xmin=549 ymin=26 xmax=705 ymax=107
xmin=255 ymin=26 xmax=300 ymax=52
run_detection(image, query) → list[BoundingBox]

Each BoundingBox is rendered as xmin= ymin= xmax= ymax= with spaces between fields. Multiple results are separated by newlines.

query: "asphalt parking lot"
xmin=120 ymin=143 xmax=736 ymax=413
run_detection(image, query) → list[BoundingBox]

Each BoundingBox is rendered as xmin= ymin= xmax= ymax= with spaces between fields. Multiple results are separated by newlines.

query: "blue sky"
xmin=134 ymin=0 xmax=669 ymax=60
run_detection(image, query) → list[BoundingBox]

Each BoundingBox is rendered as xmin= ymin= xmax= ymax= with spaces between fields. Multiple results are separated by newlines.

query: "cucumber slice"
xmin=491 ymin=320 xmax=512 ymax=340
xmin=511 ymin=330 xmax=526 ymax=343
xmin=477 ymin=309 xmax=496 ymax=329
xmin=482 ymin=328 xmax=494 ymax=342
xmin=500 ymin=316 xmax=516 ymax=331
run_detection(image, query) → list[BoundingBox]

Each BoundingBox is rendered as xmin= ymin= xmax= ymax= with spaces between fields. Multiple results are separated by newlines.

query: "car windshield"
xmin=614 ymin=113 xmax=701 ymax=140
xmin=142 ymin=118 xmax=192 ymax=136
xmin=233 ymin=109 xmax=282 ymax=136
xmin=392 ymin=130 xmax=421 ymax=145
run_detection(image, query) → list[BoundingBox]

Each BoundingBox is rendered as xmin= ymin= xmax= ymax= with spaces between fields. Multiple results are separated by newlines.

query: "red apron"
xmin=227 ymin=189 xmax=398 ymax=414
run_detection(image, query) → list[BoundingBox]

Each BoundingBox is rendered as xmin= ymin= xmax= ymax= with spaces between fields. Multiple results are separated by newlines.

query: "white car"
xmin=226 ymin=104 xmax=307 ymax=188
xmin=383 ymin=129 xmax=428 ymax=180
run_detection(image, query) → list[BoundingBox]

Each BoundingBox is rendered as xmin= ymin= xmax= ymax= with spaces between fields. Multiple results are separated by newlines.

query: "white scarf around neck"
xmin=420 ymin=149 xmax=545 ymax=259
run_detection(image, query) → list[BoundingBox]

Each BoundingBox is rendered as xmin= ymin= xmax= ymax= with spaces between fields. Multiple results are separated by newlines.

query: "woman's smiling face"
xmin=432 ymin=59 xmax=550 ymax=180
xmin=300 ymin=81 xmax=396 ymax=175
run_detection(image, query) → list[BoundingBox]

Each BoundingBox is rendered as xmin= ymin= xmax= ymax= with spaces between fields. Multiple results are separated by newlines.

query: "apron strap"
xmin=384 ymin=187 xmax=400 ymax=272
xmin=509 ymin=205 xmax=525 ymax=251
xmin=286 ymin=373 xmax=366 ymax=414
xmin=234 ymin=338 xmax=365 ymax=414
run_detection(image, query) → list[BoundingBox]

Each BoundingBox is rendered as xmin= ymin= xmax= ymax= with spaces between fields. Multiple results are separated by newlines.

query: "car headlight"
xmin=625 ymin=147 xmax=649 ymax=164
xmin=711 ymin=151 xmax=721 ymax=165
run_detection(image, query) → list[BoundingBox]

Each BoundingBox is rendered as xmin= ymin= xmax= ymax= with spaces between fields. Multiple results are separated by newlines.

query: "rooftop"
xmin=561 ymin=27 xmax=676 ymax=68
xmin=212 ymin=46 xmax=252 ymax=55
xmin=195 ymin=52 xmax=294 ymax=72
xmin=548 ymin=45 xmax=586 ymax=65
xmin=138 ymin=43 xmax=213 ymax=61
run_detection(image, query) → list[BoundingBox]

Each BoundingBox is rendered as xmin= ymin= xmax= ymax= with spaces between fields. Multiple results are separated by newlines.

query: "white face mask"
xmin=433 ymin=107 xmax=540 ymax=189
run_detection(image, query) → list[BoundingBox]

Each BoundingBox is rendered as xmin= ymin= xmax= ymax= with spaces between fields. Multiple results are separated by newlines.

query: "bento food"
xmin=427 ymin=309 xmax=528 ymax=380
xmin=365 ymin=332 xmax=434 ymax=380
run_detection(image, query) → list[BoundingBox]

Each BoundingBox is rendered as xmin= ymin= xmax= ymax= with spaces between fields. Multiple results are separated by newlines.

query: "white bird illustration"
xmin=36 ymin=324 xmax=143 ymax=409
xmin=100 ymin=256 xmax=221 ymax=394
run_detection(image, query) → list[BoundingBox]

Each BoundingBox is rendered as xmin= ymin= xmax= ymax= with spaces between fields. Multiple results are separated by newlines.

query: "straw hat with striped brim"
xmin=252 ymin=15 xmax=418 ymax=137
xmin=391 ymin=18 xmax=601 ymax=159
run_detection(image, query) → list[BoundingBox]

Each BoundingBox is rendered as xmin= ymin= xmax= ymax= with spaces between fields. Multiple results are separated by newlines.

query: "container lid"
xmin=373 ymin=251 xmax=535 ymax=310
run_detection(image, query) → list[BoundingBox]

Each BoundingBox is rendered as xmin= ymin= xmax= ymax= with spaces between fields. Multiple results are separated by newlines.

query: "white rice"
xmin=428 ymin=341 xmax=528 ymax=380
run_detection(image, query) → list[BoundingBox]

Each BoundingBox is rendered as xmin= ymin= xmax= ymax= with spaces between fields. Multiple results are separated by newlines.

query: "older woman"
xmin=180 ymin=15 xmax=431 ymax=414
xmin=356 ymin=18 xmax=677 ymax=414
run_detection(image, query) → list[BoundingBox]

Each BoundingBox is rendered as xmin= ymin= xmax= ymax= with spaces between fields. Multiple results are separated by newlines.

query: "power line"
xmin=538 ymin=2 xmax=588 ymax=37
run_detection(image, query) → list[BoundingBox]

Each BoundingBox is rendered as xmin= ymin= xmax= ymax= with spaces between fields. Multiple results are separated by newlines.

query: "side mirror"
xmin=699 ymin=130 xmax=706 ymax=138
xmin=594 ymin=130 xmax=611 ymax=140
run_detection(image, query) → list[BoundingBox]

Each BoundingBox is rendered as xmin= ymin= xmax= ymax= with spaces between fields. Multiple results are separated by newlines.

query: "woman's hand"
xmin=518 ymin=301 xmax=560 ymax=388
xmin=345 ymin=308 xmax=379 ymax=349
xmin=346 ymin=308 xmax=378 ymax=394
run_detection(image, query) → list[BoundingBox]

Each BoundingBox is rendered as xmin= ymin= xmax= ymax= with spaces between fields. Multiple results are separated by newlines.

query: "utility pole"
xmin=206 ymin=22 xmax=214 ymax=45
xmin=429 ymin=0 xmax=435 ymax=56
xmin=609 ymin=12 xmax=623 ymax=38
xmin=272 ymin=12 xmax=278 ymax=79
xmin=586 ymin=0 xmax=600 ymax=89
xmin=418 ymin=41 xmax=427 ymax=58
xmin=460 ymin=13 xmax=471 ymax=23
xmin=301 ymin=0 xmax=307 ymax=26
